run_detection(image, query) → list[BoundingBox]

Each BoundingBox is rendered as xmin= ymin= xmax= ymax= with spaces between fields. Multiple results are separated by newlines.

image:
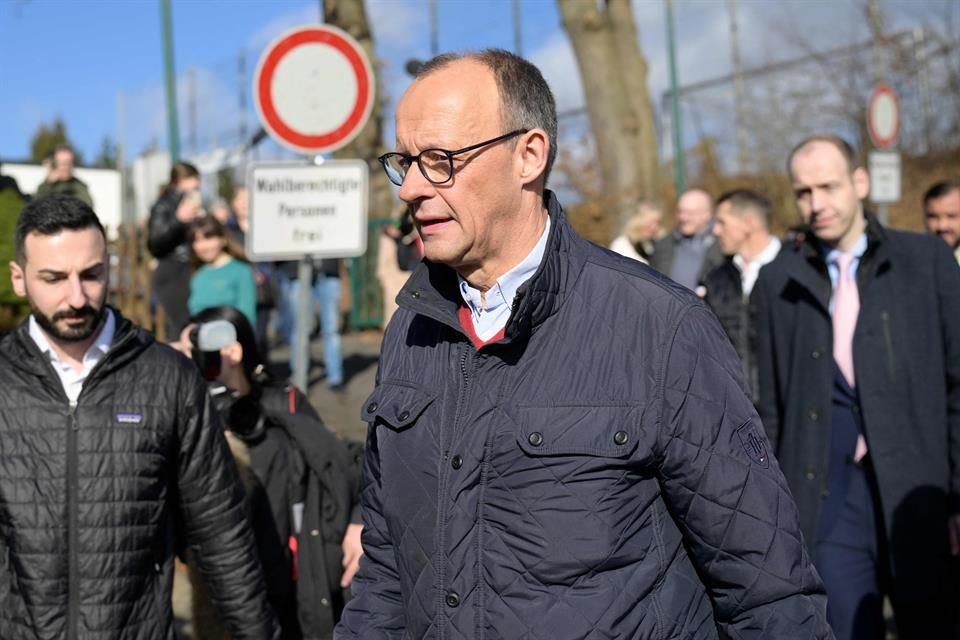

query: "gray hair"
xmin=418 ymin=48 xmax=558 ymax=186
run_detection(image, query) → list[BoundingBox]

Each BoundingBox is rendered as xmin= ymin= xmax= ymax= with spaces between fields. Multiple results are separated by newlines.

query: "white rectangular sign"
xmin=246 ymin=161 xmax=368 ymax=260
xmin=868 ymin=151 xmax=901 ymax=204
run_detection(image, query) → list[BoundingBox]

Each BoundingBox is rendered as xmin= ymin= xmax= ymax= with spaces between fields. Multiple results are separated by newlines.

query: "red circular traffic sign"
xmin=866 ymin=83 xmax=900 ymax=149
xmin=254 ymin=25 xmax=375 ymax=155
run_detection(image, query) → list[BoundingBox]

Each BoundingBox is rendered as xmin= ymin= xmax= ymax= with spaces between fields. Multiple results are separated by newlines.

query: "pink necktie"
xmin=832 ymin=253 xmax=859 ymax=387
xmin=833 ymin=252 xmax=867 ymax=462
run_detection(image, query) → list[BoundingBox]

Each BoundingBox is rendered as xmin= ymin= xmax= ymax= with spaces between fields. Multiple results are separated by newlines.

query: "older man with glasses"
xmin=336 ymin=49 xmax=831 ymax=640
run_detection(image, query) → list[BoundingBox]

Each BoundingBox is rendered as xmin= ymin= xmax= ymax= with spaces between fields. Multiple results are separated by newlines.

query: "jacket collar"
xmin=397 ymin=190 xmax=584 ymax=345
xmin=788 ymin=211 xmax=889 ymax=313
xmin=2 ymin=306 xmax=152 ymax=381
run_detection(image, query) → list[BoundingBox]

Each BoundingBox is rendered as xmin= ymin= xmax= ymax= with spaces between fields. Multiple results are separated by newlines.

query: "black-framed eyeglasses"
xmin=378 ymin=129 xmax=528 ymax=187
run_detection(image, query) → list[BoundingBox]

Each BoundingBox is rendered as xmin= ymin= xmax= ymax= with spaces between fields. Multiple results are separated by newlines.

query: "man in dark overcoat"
xmin=752 ymin=135 xmax=960 ymax=640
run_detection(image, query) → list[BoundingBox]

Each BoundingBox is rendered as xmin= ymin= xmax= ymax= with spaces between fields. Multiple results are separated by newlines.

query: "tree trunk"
xmin=323 ymin=0 xmax=393 ymax=222
xmin=558 ymin=0 xmax=659 ymax=235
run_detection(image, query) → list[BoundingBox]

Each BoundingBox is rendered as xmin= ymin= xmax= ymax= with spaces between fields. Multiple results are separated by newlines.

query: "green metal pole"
xmin=161 ymin=0 xmax=181 ymax=162
xmin=665 ymin=0 xmax=686 ymax=194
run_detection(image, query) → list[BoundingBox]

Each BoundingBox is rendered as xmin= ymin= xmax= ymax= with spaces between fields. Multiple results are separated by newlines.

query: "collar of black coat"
xmin=783 ymin=211 xmax=891 ymax=313
xmin=795 ymin=210 xmax=887 ymax=263
xmin=1 ymin=305 xmax=153 ymax=380
xmin=397 ymin=190 xmax=584 ymax=347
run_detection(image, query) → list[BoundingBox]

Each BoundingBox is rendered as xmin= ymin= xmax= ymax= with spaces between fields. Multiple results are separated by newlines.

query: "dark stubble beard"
xmin=31 ymin=299 xmax=106 ymax=343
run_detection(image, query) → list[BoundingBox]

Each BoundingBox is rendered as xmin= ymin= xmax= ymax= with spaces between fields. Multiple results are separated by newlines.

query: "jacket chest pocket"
xmin=361 ymin=381 xmax=437 ymax=433
xmin=361 ymin=382 xmax=439 ymax=528
xmin=501 ymin=401 xmax=654 ymax=500
xmin=489 ymin=403 xmax=654 ymax=583
xmin=513 ymin=403 xmax=648 ymax=459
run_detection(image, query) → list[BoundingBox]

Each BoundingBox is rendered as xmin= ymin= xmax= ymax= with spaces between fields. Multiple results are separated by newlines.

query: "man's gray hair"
xmin=417 ymin=48 xmax=558 ymax=186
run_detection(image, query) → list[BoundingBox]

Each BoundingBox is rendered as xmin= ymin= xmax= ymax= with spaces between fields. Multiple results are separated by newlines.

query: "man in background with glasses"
xmin=336 ymin=49 xmax=830 ymax=639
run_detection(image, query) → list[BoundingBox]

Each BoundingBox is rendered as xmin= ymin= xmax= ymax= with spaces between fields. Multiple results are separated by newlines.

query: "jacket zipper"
xmin=67 ymin=399 xmax=79 ymax=640
xmin=60 ymin=329 xmax=135 ymax=639
xmin=436 ymin=344 xmax=472 ymax=638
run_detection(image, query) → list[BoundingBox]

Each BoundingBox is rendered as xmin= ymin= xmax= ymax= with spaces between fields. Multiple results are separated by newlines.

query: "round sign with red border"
xmin=866 ymin=83 xmax=900 ymax=149
xmin=254 ymin=24 xmax=375 ymax=155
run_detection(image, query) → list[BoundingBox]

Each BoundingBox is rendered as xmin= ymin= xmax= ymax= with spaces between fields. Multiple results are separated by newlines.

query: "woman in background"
xmin=147 ymin=161 xmax=202 ymax=338
xmin=609 ymin=201 xmax=664 ymax=264
xmin=187 ymin=215 xmax=257 ymax=326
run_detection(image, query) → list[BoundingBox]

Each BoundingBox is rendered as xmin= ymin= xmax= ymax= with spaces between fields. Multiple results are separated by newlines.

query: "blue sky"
xmin=0 ymin=0 xmax=949 ymax=164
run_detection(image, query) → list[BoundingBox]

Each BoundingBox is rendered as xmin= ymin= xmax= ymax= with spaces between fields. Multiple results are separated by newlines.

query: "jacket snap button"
xmin=411 ymin=290 xmax=421 ymax=299
xmin=310 ymin=529 xmax=320 ymax=536
xmin=806 ymin=471 xmax=816 ymax=481
xmin=613 ymin=431 xmax=629 ymax=445
xmin=528 ymin=432 xmax=544 ymax=447
xmin=366 ymin=402 xmax=379 ymax=413
xmin=809 ymin=410 xmax=818 ymax=421
xmin=445 ymin=592 xmax=460 ymax=608
xmin=451 ymin=455 xmax=463 ymax=470
xmin=320 ymin=598 xmax=330 ymax=607
xmin=398 ymin=410 xmax=410 ymax=421
xmin=811 ymin=350 xmax=821 ymax=359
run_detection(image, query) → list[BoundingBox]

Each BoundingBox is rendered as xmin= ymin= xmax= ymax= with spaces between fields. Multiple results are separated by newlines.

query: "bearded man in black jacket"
xmin=0 ymin=196 xmax=279 ymax=639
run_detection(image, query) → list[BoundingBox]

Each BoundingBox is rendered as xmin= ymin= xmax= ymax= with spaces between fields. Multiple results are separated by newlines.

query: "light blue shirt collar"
xmin=458 ymin=216 xmax=551 ymax=341
xmin=824 ymin=231 xmax=868 ymax=289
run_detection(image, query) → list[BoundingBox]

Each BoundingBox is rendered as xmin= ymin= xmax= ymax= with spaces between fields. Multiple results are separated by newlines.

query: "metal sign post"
xmin=293 ymin=256 xmax=314 ymax=392
xmin=251 ymin=24 xmax=375 ymax=391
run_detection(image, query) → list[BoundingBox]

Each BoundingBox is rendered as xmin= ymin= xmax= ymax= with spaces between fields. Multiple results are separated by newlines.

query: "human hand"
xmin=340 ymin=523 xmax=364 ymax=587
xmin=170 ymin=324 xmax=195 ymax=357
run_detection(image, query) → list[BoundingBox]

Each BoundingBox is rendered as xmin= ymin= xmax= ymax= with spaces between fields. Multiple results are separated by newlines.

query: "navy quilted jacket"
xmin=336 ymin=193 xmax=832 ymax=640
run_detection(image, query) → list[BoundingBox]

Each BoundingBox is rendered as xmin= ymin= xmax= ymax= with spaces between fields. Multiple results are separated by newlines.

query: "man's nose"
xmin=66 ymin=275 xmax=88 ymax=307
xmin=398 ymin=162 xmax=435 ymax=203
xmin=809 ymin=190 xmax=826 ymax=212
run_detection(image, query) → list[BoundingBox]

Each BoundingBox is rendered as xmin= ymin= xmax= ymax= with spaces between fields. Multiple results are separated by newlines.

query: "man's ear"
xmin=853 ymin=166 xmax=870 ymax=200
xmin=516 ymin=129 xmax=549 ymax=187
xmin=9 ymin=261 xmax=25 ymax=297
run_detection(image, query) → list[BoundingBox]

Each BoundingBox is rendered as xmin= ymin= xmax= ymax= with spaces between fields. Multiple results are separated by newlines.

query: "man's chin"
xmin=33 ymin=309 xmax=105 ymax=343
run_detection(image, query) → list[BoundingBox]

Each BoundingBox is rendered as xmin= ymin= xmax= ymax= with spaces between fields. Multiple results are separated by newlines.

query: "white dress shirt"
xmin=28 ymin=309 xmax=116 ymax=404
xmin=733 ymin=237 xmax=782 ymax=298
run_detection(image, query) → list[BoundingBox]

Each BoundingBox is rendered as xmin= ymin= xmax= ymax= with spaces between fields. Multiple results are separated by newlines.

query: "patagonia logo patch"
xmin=115 ymin=413 xmax=143 ymax=424
xmin=736 ymin=421 xmax=769 ymax=468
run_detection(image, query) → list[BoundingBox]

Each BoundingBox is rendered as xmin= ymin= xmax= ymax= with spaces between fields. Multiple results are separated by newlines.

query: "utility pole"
xmin=238 ymin=50 xmax=248 ymax=148
xmin=665 ymin=0 xmax=685 ymax=195
xmin=513 ymin=0 xmax=522 ymax=57
xmin=727 ymin=0 xmax=748 ymax=174
xmin=160 ymin=0 xmax=181 ymax=162
xmin=187 ymin=68 xmax=197 ymax=154
xmin=116 ymin=91 xmax=128 ymax=224
xmin=430 ymin=0 xmax=438 ymax=56
xmin=913 ymin=27 xmax=932 ymax=153
xmin=867 ymin=0 xmax=889 ymax=225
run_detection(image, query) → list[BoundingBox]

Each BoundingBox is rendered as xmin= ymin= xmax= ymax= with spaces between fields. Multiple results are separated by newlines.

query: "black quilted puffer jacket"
xmin=336 ymin=192 xmax=833 ymax=640
xmin=0 ymin=310 xmax=279 ymax=639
